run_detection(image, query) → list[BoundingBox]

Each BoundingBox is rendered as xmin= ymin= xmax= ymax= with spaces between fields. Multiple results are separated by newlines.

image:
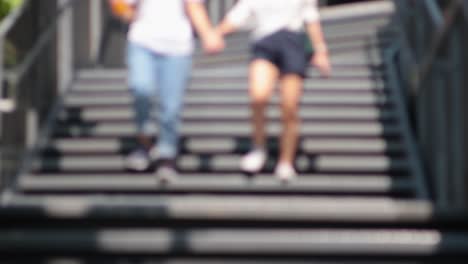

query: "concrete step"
xmin=58 ymin=106 xmax=397 ymax=123
xmin=320 ymin=0 xmax=394 ymax=24
xmin=32 ymin=154 xmax=409 ymax=174
xmin=71 ymin=78 xmax=386 ymax=93
xmin=76 ymin=68 xmax=384 ymax=80
xmin=18 ymin=173 xmax=414 ymax=196
xmin=63 ymin=93 xmax=391 ymax=107
xmin=5 ymin=194 xmax=432 ymax=224
xmin=5 ymin=227 xmax=459 ymax=257
xmin=76 ymin=75 xmax=386 ymax=87
xmin=52 ymin=121 xmax=402 ymax=138
xmin=43 ymin=137 xmax=405 ymax=156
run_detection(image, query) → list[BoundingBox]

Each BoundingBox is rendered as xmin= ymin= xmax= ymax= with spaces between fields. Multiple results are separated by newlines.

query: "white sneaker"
xmin=240 ymin=148 xmax=267 ymax=173
xmin=125 ymin=148 xmax=150 ymax=171
xmin=156 ymin=160 xmax=178 ymax=183
xmin=275 ymin=163 xmax=298 ymax=182
xmin=149 ymin=145 xmax=159 ymax=161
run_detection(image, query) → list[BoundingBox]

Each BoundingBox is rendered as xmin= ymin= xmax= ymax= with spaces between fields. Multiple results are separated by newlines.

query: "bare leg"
xmin=279 ymin=74 xmax=303 ymax=165
xmin=248 ymin=59 xmax=279 ymax=148
xmin=240 ymin=59 xmax=279 ymax=173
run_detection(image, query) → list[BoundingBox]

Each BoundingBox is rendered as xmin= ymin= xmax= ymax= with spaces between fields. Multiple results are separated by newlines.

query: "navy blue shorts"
xmin=251 ymin=30 xmax=312 ymax=78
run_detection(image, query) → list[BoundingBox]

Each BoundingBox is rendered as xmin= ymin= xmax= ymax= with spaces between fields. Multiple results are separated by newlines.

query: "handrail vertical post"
xmin=393 ymin=0 xmax=468 ymax=209
xmin=0 ymin=38 xmax=3 ymax=191
xmin=58 ymin=0 xmax=74 ymax=95
xmin=90 ymin=0 xmax=103 ymax=66
xmin=450 ymin=24 xmax=465 ymax=210
xmin=434 ymin=64 xmax=449 ymax=208
xmin=0 ymin=38 xmax=3 ymax=106
xmin=0 ymin=0 xmax=76 ymax=199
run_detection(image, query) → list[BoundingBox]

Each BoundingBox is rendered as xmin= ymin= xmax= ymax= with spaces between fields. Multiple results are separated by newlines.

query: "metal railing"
xmin=0 ymin=0 xmax=75 ymax=196
xmin=0 ymin=1 xmax=30 ymax=113
xmin=392 ymin=0 xmax=468 ymax=210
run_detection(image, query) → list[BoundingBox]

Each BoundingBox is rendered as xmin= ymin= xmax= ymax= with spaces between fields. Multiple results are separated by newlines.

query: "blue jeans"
xmin=127 ymin=42 xmax=192 ymax=159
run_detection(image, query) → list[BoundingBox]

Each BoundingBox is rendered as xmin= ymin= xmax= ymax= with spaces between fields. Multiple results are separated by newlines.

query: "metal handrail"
xmin=421 ymin=0 xmax=445 ymax=30
xmin=1 ymin=0 xmax=74 ymax=113
xmin=393 ymin=0 xmax=467 ymax=97
xmin=0 ymin=0 xmax=76 ymax=199
xmin=413 ymin=0 xmax=464 ymax=90
xmin=0 ymin=0 xmax=30 ymax=37
xmin=393 ymin=0 xmax=468 ymax=209
xmin=385 ymin=44 xmax=429 ymax=200
xmin=463 ymin=0 xmax=468 ymax=21
xmin=395 ymin=0 xmax=465 ymax=89
xmin=0 ymin=0 xmax=31 ymax=112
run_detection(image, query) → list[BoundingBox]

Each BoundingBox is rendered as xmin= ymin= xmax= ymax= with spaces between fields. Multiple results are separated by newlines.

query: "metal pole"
xmin=58 ymin=0 xmax=74 ymax=94
xmin=433 ymin=65 xmax=449 ymax=209
xmin=90 ymin=0 xmax=103 ymax=65
xmin=0 ymin=36 xmax=3 ymax=189
xmin=450 ymin=24 xmax=465 ymax=209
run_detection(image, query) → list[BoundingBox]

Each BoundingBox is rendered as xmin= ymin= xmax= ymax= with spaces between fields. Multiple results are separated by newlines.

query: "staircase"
xmin=2 ymin=1 xmax=468 ymax=263
xmin=21 ymin=3 xmax=417 ymax=197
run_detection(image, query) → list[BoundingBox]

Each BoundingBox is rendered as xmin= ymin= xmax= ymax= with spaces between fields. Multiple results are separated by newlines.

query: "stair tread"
xmin=5 ymin=194 xmax=432 ymax=222
xmin=32 ymin=154 xmax=410 ymax=174
xmin=71 ymin=82 xmax=386 ymax=93
xmin=65 ymin=91 xmax=389 ymax=98
xmin=43 ymin=137 xmax=405 ymax=155
xmin=58 ymin=107 xmax=397 ymax=122
xmin=76 ymin=68 xmax=385 ymax=80
xmin=52 ymin=122 xmax=402 ymax=138
xmin=3 ymin=228 xmax=455 ymax=256
xmin=19 ymin=173 xmax=413 ymax=195
xmin=1 ymin=1 xmax=448 ymax=259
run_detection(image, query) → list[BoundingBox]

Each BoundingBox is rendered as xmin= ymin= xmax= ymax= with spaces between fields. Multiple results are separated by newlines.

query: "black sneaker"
xmin=156 ymin=159 xmax=178 ymax=183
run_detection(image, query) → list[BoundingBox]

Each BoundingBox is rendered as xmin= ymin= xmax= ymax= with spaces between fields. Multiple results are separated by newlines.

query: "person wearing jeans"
xmin=115 ymin=0 xmax=224 ymax=180
xmin=217 ymin=0 xmax=332 ymax=181
xmin=127 ymin=43 xmax=193 ymax=163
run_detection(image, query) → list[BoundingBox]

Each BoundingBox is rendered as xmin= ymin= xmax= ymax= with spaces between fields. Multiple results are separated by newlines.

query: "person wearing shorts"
xmin=115 ymin=0 xmax=224 ymax=180
xmin=217 ymin=0 xmax=332 ymax=181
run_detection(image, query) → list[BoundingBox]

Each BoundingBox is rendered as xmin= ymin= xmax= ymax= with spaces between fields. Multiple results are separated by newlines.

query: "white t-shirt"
xmin=125 ymin=0 xmax=204 ymax=55
xmin=226 ymin=0 xmax=319 ymax=41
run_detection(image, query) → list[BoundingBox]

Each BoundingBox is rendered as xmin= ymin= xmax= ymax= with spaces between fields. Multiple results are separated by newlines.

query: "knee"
xmin=251 ymin=94 xmax=269 ymax=107
xmin=129 ymin=77 xmax=155 ymax=98
xmin=282 ymin=106 xmax=299 ymax=122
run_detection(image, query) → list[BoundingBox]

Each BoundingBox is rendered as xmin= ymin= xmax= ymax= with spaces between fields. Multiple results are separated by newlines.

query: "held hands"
xmin=200 ymin=30 xmax=225 ymax=55
xmin=184 ymin=2 xmax=225 ymax=55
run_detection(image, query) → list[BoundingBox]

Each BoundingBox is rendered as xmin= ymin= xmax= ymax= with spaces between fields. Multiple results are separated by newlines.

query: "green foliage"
xmin=0 ymin=0 xmax=24 ymax=67
xmin=0 ymin=0 xmax=23 ymax=20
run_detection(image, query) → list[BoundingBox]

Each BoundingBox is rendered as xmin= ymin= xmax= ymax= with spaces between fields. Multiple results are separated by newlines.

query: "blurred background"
xmin=1 ymin=0 xmax=468 ymax=262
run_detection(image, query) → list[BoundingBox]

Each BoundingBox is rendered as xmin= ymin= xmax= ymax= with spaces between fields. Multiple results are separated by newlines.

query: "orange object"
xmin=110 ymin=0 xmax=134 ymax=20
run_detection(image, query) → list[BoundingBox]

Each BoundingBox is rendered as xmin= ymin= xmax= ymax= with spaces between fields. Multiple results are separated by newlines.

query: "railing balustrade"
xmin=0 ymin=0 xmax=75 ymax=196
xmin=392 ymin=0 xmax=468 ymax=210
